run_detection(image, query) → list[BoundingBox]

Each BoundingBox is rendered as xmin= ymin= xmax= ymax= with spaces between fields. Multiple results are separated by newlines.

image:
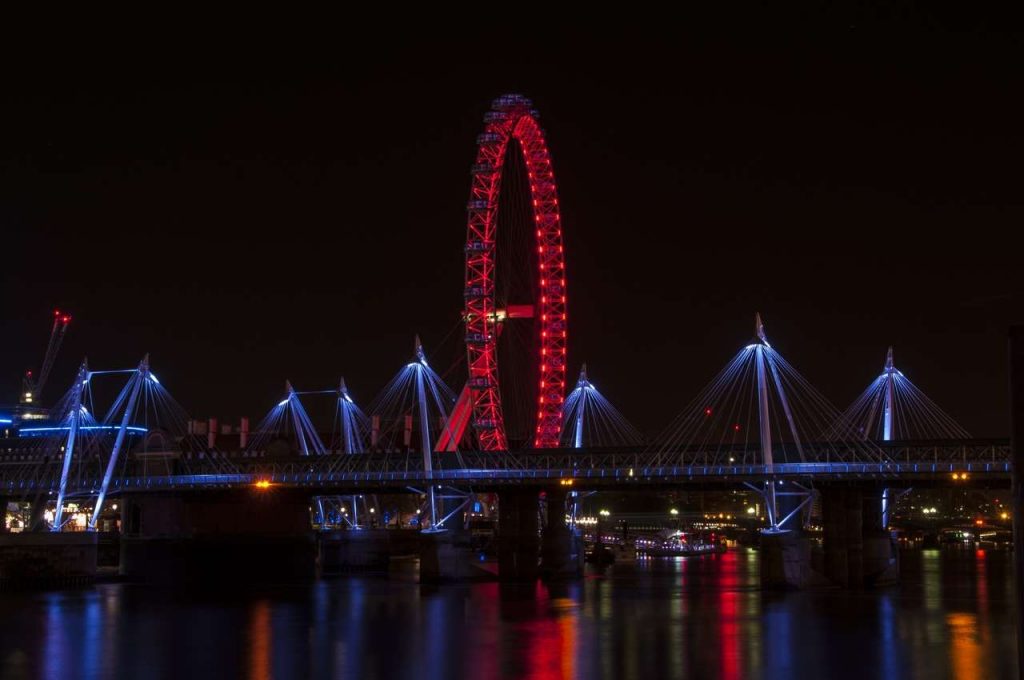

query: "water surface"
xmin=0 ymin=548 xmax=1015 ymax=679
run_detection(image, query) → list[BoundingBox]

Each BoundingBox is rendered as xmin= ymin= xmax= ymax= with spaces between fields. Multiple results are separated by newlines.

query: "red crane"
xmin=20 ymin=309 xmax=72 ymax=405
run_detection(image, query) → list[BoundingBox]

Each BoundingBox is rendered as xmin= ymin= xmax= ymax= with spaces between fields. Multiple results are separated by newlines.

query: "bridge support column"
xmin=27 ymin=497 xmax=48 ymax=532
xmin=0 ymin=531 xmax=97 ymax=587
xmin=540 ymin=489 xmax=583 ymax=579
xmin=498 ymin=489 xmax=540 ymax=581
xmin=760 ymin=530 xmax=814 ymax=589
xmin=319 ymin=529 xmax=420 ymax=574
xmin=862 ymin=489 xmax=899 ymax=586
xmin=419 ymin=528 xmax=487 ymax=582
xmin=822 ymin=487 xmax=867 ymax=587
xmin=119 ymin=491 xmax=316 ymax=583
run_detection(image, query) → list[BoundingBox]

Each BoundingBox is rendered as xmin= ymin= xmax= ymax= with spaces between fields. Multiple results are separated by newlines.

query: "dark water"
xmin=0 ymin=548 xmax=1016 ymax=680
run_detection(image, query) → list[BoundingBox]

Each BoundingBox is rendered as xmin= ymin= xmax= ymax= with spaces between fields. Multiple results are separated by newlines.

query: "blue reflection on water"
xmin=0 ymin=548 xmax=1016 ymax=680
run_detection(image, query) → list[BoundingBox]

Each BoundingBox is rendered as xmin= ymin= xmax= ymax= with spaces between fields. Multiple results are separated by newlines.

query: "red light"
xmin=54 ymin=309 xmax=61 ymax=316
xmin=704 ymin=407 xmax=713 ymax=417
xmin=733 ymin=424 xmax=741 ymax=432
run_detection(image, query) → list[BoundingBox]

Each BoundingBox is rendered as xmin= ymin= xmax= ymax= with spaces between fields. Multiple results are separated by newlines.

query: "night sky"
xmin=2 ymin=14 xmax=1021 ymax=437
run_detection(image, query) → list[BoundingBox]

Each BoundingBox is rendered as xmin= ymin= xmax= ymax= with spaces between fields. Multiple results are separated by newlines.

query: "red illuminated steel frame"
xmin=464 ymin=94 xmax=567 ymax=450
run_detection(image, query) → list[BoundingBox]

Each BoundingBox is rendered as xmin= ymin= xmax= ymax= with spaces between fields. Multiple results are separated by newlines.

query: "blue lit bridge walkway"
xmin=0 ymin=439 xmax=1009 ymax=497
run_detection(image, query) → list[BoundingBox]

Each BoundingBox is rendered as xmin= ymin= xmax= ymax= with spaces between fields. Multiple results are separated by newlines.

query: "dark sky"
xmin=2 ymin=14 xmax=1022 ymax=437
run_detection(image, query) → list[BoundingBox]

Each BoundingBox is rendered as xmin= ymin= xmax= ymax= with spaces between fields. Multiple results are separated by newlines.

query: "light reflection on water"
xmin=0 ymin=548 xmax=1016 ymax=680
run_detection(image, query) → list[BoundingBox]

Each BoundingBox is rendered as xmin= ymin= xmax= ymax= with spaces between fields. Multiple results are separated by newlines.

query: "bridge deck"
xmin=0 ymin=440 xmax=1010 ymax=496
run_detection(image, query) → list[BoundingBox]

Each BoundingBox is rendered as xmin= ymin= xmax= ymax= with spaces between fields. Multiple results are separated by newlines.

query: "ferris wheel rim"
xmin=463 ymin=94 xmax=568 ymax=450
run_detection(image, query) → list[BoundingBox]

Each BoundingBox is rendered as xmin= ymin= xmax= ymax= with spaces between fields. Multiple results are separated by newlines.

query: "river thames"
xmin=0 ymin=547 xmax=1014 ymax=680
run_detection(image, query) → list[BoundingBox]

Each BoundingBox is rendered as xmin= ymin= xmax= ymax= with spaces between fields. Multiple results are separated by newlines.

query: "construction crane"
xmin=20 ymin=309 xmax=72 ymax=405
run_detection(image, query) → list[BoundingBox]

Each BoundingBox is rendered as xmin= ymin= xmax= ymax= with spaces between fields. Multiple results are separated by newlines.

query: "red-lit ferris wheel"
xmin=463 ymin=94 xmax=568 ymax=451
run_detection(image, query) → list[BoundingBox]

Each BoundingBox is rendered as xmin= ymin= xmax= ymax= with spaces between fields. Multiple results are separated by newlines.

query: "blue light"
xmin=0 ymin=418 xmax=12 ymax=425
xmin=19 ymin=425 xmax=148 ymax=437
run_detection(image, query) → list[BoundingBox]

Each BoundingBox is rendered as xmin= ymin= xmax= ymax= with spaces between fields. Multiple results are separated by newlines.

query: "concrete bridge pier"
xmin=760 ymin=482 xmax=816 ymax=589
xmin=119 ymin=490 xmax=317 ymax=583
xmin=497 ymin=488 xmax=540 ymax=581
xmin=419 ymin=527 xmax=484 ymax=582
xmin=418 ymin=493 xmax=489 ymax=582
xmin=539 ymin=488 xmax=583 ymax=579
xmin=822 ymin=487 xmax=862 ymax=587
xmin=27 ymin=496 xmax=49 ymax=532
xmin=760 ymin=530 xmax=813 ymax=589
xmin=819 ymin=486 xmax=898 ymax=588
xmin=862 ymin=489 xmax=899 ymax=586
xmin=319 ymin=528 xmax=420 ymax=574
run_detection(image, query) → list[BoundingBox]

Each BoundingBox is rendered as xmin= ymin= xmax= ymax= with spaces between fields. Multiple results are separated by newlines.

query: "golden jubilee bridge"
xmin=0 ymin=95 xmax=1013 ymax=589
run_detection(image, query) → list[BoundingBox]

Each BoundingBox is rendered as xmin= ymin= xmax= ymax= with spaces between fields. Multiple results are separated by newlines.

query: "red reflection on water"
xmin=522 ymin=583 xmax=578 ymax=680
xmin=717 ymin=551 xmax=741 ymax=680
xmin=466 ymin=582 xmax=501 ymax=680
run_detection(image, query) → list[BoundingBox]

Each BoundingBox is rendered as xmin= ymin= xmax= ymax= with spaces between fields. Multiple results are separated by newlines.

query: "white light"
xmin=278 ymin=399 xmax=289 ymax=407
xmin=148 ymin=373 xmax=160 ymax=384
xmin=670 ymin=508 xmax=679 ymax=515
xmin=746 ymin=506 xmax=756 ymax=515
